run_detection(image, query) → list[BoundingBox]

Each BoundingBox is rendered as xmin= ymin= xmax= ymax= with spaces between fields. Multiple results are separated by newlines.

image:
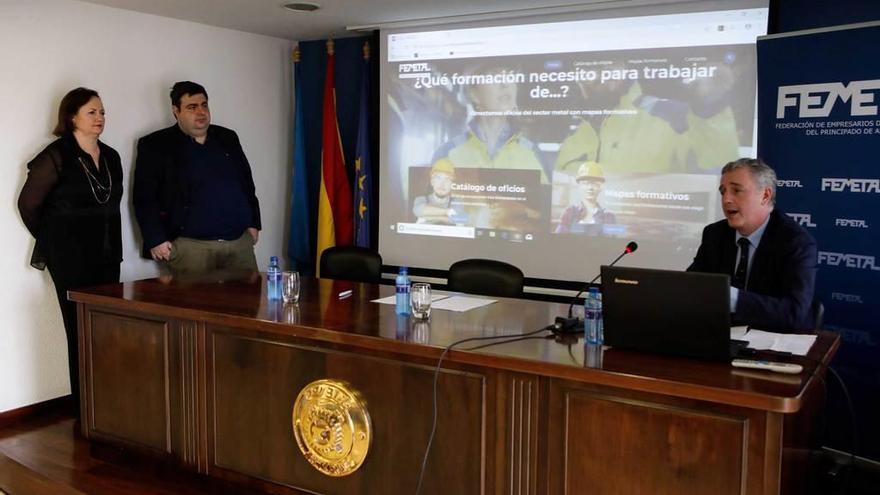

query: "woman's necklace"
xmin=77 ymin=155 xmax=112 ymax=205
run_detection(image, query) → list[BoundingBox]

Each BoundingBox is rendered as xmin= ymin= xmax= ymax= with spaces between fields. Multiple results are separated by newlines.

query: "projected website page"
xmin=379 ymin=6 xmax=768 ymax=280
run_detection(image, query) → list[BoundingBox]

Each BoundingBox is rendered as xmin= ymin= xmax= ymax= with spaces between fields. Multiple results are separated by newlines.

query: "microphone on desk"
xmin=552 ymin=241 xmax=638 ymax=334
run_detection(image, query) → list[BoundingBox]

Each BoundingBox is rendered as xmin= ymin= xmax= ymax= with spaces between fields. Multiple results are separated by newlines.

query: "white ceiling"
xmin=78 ymin=0 xmax=639 ymax=41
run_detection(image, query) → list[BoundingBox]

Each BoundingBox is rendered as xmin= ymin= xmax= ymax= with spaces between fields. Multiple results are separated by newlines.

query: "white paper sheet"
xmin=730 ymin=326 xmax=749 ymax=340
xmin=430 ymin=295 xmax=497 ymax=312
xmin=740 ymin=329 xmax=817 ymax=356
xmin=372 ymin=292 xmax=452 ymax=305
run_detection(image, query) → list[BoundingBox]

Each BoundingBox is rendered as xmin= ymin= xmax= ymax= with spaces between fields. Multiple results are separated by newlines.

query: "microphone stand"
xmin=567 ymin=249 xmax=631 ymax=318
xmin=552 ymin=244 xmax=636 ymax=334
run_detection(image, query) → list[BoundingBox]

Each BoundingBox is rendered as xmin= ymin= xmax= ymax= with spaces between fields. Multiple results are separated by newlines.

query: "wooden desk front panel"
xmin=206 ymin=326 xmax=488 ymax=495
xmin=547 ymin=378 xmax=777 ymax=495
xmin=82 ymin=310 xmax=171 ymax=454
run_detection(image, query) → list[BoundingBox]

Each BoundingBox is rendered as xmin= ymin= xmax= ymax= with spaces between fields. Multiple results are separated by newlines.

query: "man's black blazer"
xmin=133 ymin=124 xmax=261 ymax=258
xmin=688 ymin=208 xmax=817 ymax=331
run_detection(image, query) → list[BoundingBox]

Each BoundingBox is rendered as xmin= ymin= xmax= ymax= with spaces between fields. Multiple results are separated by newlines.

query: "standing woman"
xmin=18 ymin=88 xmax=123 ymax=415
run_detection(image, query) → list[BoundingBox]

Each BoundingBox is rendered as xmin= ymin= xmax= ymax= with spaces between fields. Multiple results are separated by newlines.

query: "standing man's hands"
xmin=248 ymin=228 xmax=260 ymax=244
xmin=150 ymin=241 xmax=173 ymax=261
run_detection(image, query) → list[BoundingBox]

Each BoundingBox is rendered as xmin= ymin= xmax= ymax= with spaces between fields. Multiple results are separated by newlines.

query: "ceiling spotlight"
xmin=283 ymin=2 xmax=320 ymax=12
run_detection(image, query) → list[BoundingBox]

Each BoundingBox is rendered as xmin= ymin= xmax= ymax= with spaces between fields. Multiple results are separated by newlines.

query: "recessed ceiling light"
xmin=283 ymin=2 xmax=320 ymax=12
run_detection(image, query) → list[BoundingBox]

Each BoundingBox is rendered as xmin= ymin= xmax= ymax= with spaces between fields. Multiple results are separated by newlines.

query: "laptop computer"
xmin=600 ymin=265 xmax=745 ymax=361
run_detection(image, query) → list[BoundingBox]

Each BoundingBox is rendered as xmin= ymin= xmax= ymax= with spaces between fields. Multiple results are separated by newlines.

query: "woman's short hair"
xmin=53 ymin=87 xmax=100 ymax=137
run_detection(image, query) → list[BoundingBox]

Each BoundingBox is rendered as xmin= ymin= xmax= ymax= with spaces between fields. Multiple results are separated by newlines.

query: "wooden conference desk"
xmin=70 ymin=273 xmax=838 ymax=495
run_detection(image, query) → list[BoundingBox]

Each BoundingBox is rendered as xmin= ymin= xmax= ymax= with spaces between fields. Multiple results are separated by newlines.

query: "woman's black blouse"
xmin=18 ymin=134 xmax=123 ymax=270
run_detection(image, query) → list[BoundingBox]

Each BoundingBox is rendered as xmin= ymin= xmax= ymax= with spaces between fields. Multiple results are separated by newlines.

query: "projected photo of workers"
xmin=411 ymin=159 xmax=461 ymax=225
xmin=553 ymin=55 xmax=741 ymax=176
xmin=382 ymin=67 xmax=467 ymax=220
xmin=553 ymin=160 xmax=618 ymax=235
xmin=381 ymin=5 xmax=769 ymax=277
xmin=406 ymin=166 xmax=543 ymax=237
xmin=384 ymin=43 xmax=756 ymax=245
xmin=431 ymin=62 xmax=549 ymax=184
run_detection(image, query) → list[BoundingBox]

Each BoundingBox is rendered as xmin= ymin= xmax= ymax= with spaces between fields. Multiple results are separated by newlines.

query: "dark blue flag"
xmin=354 ymin=42 xmax=372 ymax=248
xmin=288 ymin=46 xmax=312 ymax=271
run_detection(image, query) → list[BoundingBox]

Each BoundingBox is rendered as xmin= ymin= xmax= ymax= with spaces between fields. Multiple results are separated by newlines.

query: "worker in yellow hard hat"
xmin=555 ymin=159 xmax=617 ymax=234
xmin=554 ymin=63 xmax=738 ymax=174
xmin=431 ymin=62 xmax=549 ymax=184
xmin=412 ymin=158 xmax=458 ymax=224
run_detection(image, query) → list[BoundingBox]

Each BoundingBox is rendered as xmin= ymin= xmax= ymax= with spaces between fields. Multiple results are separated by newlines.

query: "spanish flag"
xmin=316 ymin=39 xmax=353 ymax=274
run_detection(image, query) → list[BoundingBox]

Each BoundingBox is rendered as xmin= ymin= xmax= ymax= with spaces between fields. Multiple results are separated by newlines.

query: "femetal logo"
xmin=787 ymin=213 xmax=816 ymax=227
xmin=398 ymin=63 xmax=430 ymax=73
xmin=777 ymin=179 xmax=803 ymax=188
xmin=824 ymin=324 xmax=878 ymax=346
xmin=835 ymin=218 xmax=870 ymax=228
xmin=777 ymin=80 xmax=880 ymax=118
xmin=821 ymin=178 xmax=880 ymax=193
xmin=818 ymin=251 xmax=880 ymax=270
xmin=831 ymin=292 xmax=864 ymax=303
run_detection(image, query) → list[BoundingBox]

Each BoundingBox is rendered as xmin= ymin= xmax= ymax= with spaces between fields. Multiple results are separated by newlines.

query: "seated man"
xmin=688 ymin=158 xmax=817 ymax=331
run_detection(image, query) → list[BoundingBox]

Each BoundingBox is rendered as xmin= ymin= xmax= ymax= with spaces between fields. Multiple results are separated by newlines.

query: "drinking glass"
xmin=410 ymin=320 xmax=431 ymax=344
xmin=283 ymin=303 xmax=300 ymax=324
xmin=282 ymin=271 xmax=300 ymax=304
xmin=411 ymin=283 xmax=432 ymax=319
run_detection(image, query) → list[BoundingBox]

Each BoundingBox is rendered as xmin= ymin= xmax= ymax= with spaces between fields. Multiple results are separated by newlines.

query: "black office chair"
xmin=319 ymin=246 xmax=383 ymax=284
xmin=447 ymin=259 xmax=524 ymax=298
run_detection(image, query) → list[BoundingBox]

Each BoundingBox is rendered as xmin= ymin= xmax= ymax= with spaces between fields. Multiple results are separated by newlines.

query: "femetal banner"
xmin=757 ymin=23 xmax=880 ymax=460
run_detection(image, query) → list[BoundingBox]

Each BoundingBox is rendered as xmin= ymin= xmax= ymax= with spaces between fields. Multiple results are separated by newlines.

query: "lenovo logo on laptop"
xmin=613 ymin=277 xmax=639 ymax=285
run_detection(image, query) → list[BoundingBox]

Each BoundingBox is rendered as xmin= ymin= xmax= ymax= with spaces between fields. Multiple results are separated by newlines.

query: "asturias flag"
xmin=288 ymin=45 xmax=312 ymax=272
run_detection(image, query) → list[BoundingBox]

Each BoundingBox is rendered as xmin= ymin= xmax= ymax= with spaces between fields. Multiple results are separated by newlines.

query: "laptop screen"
xmin=600 ymin=266 xmax=732 ymax=361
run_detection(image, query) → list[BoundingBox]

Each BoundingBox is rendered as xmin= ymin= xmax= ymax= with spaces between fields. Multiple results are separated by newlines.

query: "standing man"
xmin=134 ymin=81 xmax=261 ymax=275
xmin=688 ymin=158 xmax=817 ymax=331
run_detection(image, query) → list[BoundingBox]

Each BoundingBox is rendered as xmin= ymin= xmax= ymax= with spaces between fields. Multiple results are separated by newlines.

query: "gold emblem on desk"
xmin=292 ymin=379 xmax=371 ymax=476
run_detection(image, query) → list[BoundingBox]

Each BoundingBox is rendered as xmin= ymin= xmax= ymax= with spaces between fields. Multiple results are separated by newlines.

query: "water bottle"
xmin=396 ymin=314 xmax=409 ymax=340
xmin=596 ymin=291 xmax=604 ymax=344
xmin=395 ymin=266 xmax=411 ymax=315
xmin=585 ymin=287 xmax=602 ymax=345
xmin=584 ymin=341 xmax=604 ymax=369
xmin=267 ymin=256 xmax=282 ymax=300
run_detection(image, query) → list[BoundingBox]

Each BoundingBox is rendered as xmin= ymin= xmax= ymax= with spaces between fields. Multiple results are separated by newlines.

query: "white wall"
xmin=0 ymin=0 xmax=293 ymax=411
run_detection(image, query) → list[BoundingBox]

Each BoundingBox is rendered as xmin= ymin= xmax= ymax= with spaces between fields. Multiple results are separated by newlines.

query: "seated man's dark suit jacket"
xmin=133 ymin=124 xmax=261 ymax=259
xmin=687 ymin=208 xmax=817 ymax=332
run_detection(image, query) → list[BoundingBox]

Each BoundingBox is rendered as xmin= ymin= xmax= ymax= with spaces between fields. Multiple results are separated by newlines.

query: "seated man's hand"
xmin=150 ymin=241 xmax=173 ymax=261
